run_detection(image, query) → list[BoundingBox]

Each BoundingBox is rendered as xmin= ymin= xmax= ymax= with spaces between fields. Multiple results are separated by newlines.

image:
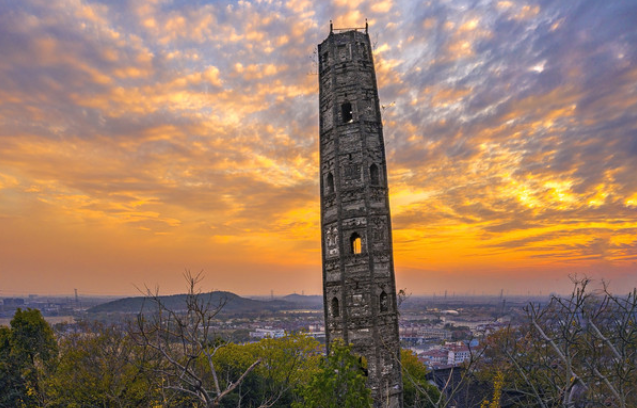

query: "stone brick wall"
xmin=319 ymin=28 xmax=403 ymax=408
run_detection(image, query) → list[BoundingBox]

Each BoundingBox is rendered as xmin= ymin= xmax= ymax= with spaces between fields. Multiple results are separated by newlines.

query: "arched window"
xmin=326 ymin=172 xmax=335 ymax=194
xmin=370 ymin=163 xmax=379 ymax=185
xmin=341 ymin=102 xmax=353 ymax=123
xmin=361 ymin=45 xmax=368 ymax=61
xmin=331 ymin=297 xmax=339 ymax=318
xmin=380 ymin=291 xmax=388 ymax=313
xmin=350 ymin=232 xmax=362 ymax=255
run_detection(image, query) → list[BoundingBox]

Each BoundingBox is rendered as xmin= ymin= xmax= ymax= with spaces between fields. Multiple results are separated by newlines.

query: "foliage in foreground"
xmin=0 ymin=308 xmax=58 ymax=407
xmin=48 ymin=321 xmax=154 ymax=407
xmin=0 ymin=312 xmax=440 ymax=408
xmin=4 ymin=278 xmax=632 ymax=408
xmin=478 ymin=278 xmax=637 ymax=408
xmin=401 ymin=349 xmax=441 ymax=408
xmin=0 ymin=274 xmax=439 ymax=407
xmin=293 ymin=339 xmax=372 ymax=408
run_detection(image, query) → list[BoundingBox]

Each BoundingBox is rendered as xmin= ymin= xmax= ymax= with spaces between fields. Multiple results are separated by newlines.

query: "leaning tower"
xmin=318 ymin=23 xmax=403 ymax=407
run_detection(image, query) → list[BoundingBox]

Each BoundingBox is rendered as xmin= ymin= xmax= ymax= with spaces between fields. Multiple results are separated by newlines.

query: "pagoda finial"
xmin=365 ymin=18 xmax=368 ymax=33
xmin=330 ymin=20 xmax=333 ymax=33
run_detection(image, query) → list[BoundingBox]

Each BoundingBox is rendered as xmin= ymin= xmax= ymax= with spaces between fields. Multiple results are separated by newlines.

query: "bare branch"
xmin=216 ymin=358 xmax=262 ymax=402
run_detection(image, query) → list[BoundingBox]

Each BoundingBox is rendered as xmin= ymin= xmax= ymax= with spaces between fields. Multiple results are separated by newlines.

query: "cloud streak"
xmin=0 ymin=0 xmax=635 ymax=295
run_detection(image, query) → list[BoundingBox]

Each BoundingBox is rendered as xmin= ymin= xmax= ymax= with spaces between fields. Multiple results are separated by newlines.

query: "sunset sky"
xmin=1 ymin=0 xmax=636 ymax=297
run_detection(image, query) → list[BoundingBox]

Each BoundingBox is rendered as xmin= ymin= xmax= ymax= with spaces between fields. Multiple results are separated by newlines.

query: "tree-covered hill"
xmin=87 ymin=291 xmax=292 ymax=315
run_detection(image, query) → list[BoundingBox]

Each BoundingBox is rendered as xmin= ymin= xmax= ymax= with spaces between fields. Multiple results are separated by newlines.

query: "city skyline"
xmin=1 ymin=0 xmax=636 ymax=296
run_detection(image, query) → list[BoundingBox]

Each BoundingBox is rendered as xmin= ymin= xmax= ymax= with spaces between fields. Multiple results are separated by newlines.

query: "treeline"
xmin=0 ymin=311 xmax=439 ymax=408
xmin=1 ymin=278 xmax=636 ymax=408
xmin=0 ymin=274 xmax=440 ymax=408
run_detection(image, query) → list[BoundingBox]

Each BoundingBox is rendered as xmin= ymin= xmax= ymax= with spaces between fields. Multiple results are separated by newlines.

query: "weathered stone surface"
xmin=319 ymin=28 xmax=403 ymax=408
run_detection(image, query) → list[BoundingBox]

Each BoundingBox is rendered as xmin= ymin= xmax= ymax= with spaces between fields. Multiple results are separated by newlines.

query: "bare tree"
xmin=134 ymin=272 xmax=261 ymax=408
xmin=481 ymin=277 xmax=637 ymax=408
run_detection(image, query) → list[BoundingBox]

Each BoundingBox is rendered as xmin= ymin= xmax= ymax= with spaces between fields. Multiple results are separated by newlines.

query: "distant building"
xmin=419 ymin=349 xmax=449 ymax=367
xmin=447 ymin=342 xmax=471 ymax=365
xmin=419 ymin=342 xmax=472 ymax=368
xmin=249 ymin=328 xmax=285 ymax=339
xmin=475 ymin=321 xmax=509 ymax=336
xmin=2 ymin=298 xmax=25 ymax=307
xmin=400 ymin=324 xmax=450 ymax=341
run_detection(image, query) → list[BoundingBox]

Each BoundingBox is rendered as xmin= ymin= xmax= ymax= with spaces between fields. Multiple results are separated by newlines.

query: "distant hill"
xmin=281 ymin=294 xmax=323 ymax=309
xmin=87 ymin=291 xmax=292 ymax=315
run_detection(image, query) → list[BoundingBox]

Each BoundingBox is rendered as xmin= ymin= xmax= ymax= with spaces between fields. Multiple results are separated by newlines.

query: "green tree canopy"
xmin=213 ymin=333 xmax=321 ymax=407
xmin=0 ymin=308 xmax=58 ymax=407
xmin=10 ymin=308 xmax=58 ymax=367
xmin=47 ymin=321 xmax=155 ymax=407
xmin=401 ymin=349 xmax=441 ymax=408
xmin=293 ymin=339 xmax=372 ymax=408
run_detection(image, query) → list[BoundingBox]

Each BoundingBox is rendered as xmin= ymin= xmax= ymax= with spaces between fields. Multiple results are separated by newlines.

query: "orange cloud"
xmin=1 ymin=0 xmax=635 ymax=297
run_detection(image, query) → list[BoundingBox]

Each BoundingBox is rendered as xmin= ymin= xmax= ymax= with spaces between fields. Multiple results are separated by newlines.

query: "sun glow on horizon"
xmin=0 ymin=0 xmax=636 ymax=296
